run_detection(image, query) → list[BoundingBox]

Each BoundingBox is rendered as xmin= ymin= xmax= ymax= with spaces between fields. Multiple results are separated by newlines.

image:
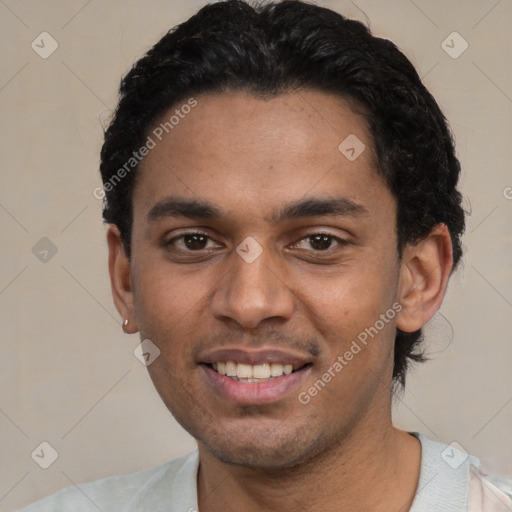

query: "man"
xmin=18 ymin=1 xmax=512 ymax=510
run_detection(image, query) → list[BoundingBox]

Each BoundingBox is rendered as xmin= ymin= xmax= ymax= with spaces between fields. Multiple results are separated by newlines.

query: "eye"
xmin=293 ymin=233 xmax=347 ymax=252
xmin=166 ymin=231 xmax=221 ymax=251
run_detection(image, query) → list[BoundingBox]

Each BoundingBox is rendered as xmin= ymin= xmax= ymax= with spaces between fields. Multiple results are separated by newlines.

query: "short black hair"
xmin=100 ymin=0 xmax=465 ymax=388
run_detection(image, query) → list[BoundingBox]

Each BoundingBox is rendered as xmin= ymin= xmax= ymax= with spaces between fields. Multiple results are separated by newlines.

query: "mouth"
xmin=198 ymin=348 xmax=313 ymax=404
xmin=204 ymin=361 xmax=308 ymax=383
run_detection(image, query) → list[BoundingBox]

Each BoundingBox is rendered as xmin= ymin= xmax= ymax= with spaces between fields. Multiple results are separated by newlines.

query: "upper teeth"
xmin=213 ymin=361 xmax=293 ymax=380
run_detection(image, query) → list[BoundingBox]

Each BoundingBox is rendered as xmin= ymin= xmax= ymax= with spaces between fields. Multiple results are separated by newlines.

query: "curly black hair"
xmin=100 ymin=0 xmax=465 ymax=389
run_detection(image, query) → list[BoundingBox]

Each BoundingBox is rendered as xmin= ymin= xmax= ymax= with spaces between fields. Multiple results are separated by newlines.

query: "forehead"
xmin=133 ymin=89 xmax=390 ymax=224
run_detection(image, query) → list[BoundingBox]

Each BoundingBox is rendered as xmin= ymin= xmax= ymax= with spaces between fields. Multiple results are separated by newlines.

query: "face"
xmin=127 ymin=90 xmax=402 ymax=469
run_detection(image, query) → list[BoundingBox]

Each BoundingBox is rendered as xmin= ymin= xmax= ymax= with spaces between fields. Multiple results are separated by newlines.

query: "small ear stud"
xmin=122 ymin=319 xmax=129 ymax=333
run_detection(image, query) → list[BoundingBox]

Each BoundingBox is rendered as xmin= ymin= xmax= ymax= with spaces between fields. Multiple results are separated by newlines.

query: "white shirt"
xmin=17 ymin=433 xmax=512 ymax=512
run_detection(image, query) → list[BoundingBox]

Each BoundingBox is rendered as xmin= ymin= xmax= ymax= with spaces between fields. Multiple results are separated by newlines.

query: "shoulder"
xmin=469 ymin=465 xmax=512 ymax=512
xmin=410 ymin=432 xmax=512 ymax=512
xmin=16 ymin=451 xmax=199 ymax=512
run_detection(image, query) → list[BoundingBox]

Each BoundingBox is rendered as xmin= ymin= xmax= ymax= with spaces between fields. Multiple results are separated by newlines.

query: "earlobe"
xmin=396 ymin=224 xmax=453 ymax=333
xmin=106 ymin=224 xmax=139 ymax=334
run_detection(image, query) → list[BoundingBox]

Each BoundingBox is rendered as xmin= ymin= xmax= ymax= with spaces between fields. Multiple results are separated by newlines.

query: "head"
xmin=102 ymin=0 xmax=464 ymax=468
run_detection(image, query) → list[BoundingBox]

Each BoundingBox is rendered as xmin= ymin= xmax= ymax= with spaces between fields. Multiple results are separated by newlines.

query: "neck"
xmin=197 ymin=409 xmax=421 ymax=512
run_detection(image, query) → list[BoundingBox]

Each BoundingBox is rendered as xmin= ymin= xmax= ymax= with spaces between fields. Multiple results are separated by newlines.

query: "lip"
xmin=197 ymin=346 xmax=313 ymax=405
xmin=200 ymin=363 xmax=312 ymax=404
xmin=198 ymin=347 xmax=311 ymax=368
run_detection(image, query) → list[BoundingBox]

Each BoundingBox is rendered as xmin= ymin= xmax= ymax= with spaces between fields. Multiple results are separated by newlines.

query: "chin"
xmin=198 ymin=426 xmax=331 ymax=470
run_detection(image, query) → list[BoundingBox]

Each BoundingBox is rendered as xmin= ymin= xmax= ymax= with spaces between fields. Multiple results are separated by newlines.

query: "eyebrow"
xmin=147 ymin=197 xmax=225 ymax=222
xmin=272 ymin=197 xmax=367 ymax=223
xmin=146 ymin=196 xmax=368 ymax=224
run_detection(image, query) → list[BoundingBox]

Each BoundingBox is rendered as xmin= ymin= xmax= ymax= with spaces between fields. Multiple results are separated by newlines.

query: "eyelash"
xmin=292 ymin=232 xmax=348 ymax=252
xmin=165 ymin=230 xmax=348 ymax=253
xmin=166 ymin=231 xmax=219 ymax=251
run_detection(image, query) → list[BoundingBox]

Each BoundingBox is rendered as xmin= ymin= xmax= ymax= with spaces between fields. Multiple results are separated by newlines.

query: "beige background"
xmin=1 ymin=0 xmax=511 ymax=509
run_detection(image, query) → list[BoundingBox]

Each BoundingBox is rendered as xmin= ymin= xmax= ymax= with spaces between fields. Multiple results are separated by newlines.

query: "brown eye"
xmin=308 ymin=234 xmax=334 ymax=251
xmin=183 ymin=233 xmax=208 ymax=250
xmin=166 ymin=231 xmax=220 ymax=252
xmin=291 ymin=232 xmax=348 ymax=254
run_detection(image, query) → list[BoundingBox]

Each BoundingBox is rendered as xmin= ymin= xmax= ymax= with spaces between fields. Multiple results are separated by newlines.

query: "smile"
xmin=207 ymin=361 xmax=296 ymax=382
xmin=199 ymin=349 xmax=313 ymax=404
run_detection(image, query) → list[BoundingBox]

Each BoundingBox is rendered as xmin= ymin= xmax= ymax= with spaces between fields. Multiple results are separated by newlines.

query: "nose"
xmin=210 ymin=246 xmax=295 ymax=329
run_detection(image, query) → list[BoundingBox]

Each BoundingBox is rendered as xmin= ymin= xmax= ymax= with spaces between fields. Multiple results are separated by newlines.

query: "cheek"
xmin=301 ymin=276 xmax=398 ymax=406
xmin=290 ymin=254 xmax=399 ymax=390
xmin=293 ymin=258 xmax=398 ymax=340
xmin=131 ymin=259 xmax=212 ymax=344
xmin=132 ymin=268 xmax=207 ymax=395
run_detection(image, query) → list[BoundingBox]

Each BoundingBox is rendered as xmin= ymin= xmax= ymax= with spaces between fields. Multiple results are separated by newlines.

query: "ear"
xmin=396 ymin=224 xmax=453 ymax=333
xmin=106 ymin=224 xmax=138 ymax=334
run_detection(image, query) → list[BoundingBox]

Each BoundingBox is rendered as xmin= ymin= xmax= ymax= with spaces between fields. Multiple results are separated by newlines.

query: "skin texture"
xmin=107 ymin=89 xmax=453 ymax=511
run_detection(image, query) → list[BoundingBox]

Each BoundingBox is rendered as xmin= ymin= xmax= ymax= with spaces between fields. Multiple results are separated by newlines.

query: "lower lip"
xmin=201 ymin=364 xmax=311 ymax=405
